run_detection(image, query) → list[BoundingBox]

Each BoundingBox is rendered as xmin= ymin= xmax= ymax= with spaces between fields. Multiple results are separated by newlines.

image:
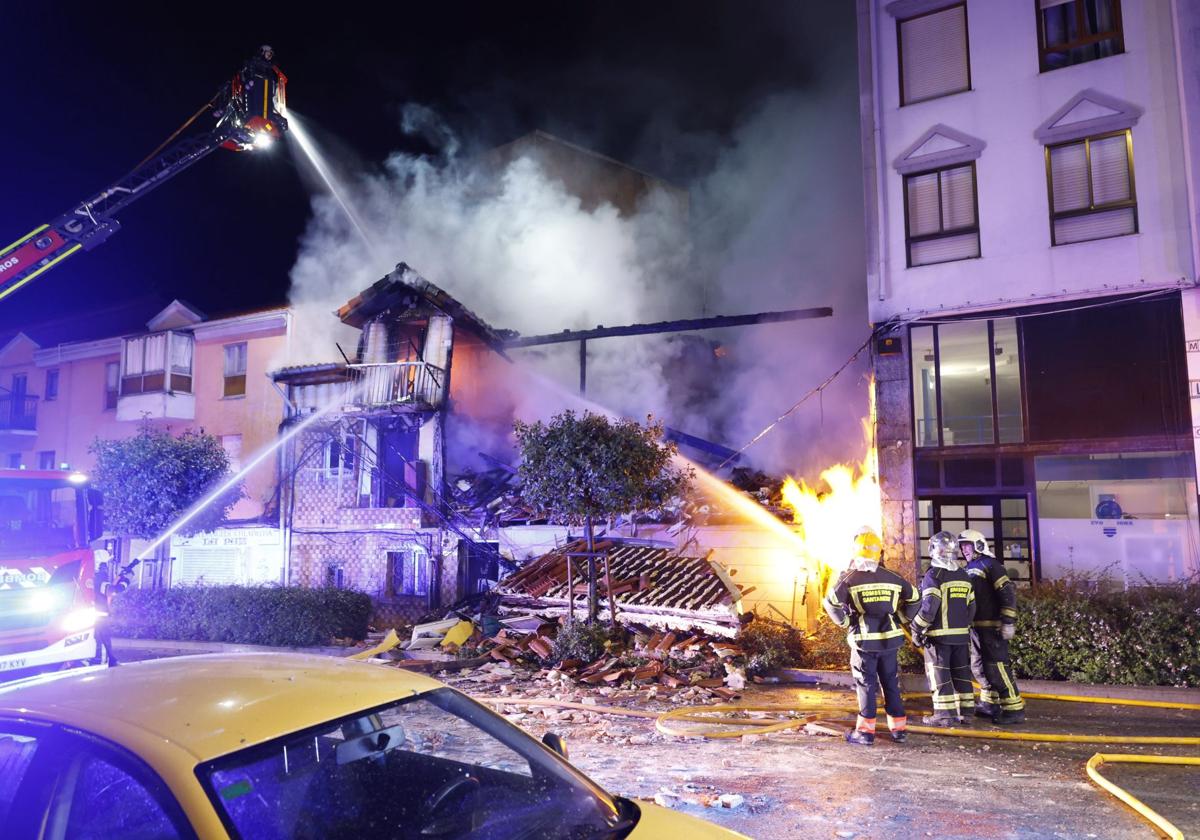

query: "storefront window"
xmin=937 ymin=320 xmax=993 ymax=445
xmin=1035 ymin=452 xmax=1200 ymax=583
xmin=911 ymin=318 xmax=1023 ymax=448
xmin=910 ymin=326 xmax=938 ymax=447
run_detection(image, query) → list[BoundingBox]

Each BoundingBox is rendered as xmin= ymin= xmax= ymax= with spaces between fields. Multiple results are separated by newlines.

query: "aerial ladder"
xmin=0 ymin=46 xmax=288 ymax=303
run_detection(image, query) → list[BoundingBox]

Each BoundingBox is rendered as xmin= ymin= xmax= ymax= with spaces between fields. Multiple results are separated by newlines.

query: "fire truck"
xmin=0 ymin=469 xmax=105 ymax=676
xmin=0 ymin=46 xmax=288 ymax=303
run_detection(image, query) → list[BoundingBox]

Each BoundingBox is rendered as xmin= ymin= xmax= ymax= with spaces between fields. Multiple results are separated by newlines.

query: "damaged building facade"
xmin=273 ymin=267 xmax=517 ymax=622
xmin=858 ymin=0 xmax=1200 ymax=584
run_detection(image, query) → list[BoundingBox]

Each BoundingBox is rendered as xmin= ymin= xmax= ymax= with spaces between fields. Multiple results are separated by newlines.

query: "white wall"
xmin=864 ymin=0 xmax=1195 ymax=322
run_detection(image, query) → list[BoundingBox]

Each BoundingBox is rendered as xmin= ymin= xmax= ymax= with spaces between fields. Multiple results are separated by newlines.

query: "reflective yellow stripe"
xmin=913 ymin=615 xmax=931 ymax=629
xmin=966 ymin=568 xmax=985 ymax=578
xmin=854 ymin=628 xmax=905 ymax=641
xmin=0 ymin=223 xmax=48 ymax=256
xmin=263 ymin=79 xmax=270 ymax=118
xmin=922 ymin=587 xmax=941 ymax=598
xmin=1000 ymin=607 xmax=1018 ymax=617
xmin=997 ymin=662 xmax=1019 ymax=701
xmin=994 ymin=575 xmax=1011 ymax=589
xmin=0 ymin=243 xmax=82 ymax=302
xmin=974 ymin=620 xmax=1002 ymax=628
xmin=927 ymin=627 xmax=970 ymax=637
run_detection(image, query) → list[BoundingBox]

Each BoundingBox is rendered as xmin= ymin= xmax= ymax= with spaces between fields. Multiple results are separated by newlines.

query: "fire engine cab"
xmin=0 ymin=468 xmax=105 ymax=676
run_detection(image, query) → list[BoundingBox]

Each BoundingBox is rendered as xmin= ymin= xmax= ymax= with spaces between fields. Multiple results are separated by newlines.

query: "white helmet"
xmin=957 ymin=529 xmax=993 ymax=558
xmin=928 ymin=531 xmax=958 ymax=571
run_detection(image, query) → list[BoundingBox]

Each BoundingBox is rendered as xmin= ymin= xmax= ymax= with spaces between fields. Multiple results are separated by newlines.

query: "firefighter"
xmin=912 ymin=531 xmax=976 ymax=726
xmin=960 ymin=529 xmax=1026 ymax=724
xmin=823 ymin=526 xmax=921 ymax=745
xmin=92 ymin=559 xmax=131 ymax=667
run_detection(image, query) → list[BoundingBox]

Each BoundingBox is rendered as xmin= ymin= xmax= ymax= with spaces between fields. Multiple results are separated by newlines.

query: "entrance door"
xmin=918 ymin=495 xmax=1034 ymax=583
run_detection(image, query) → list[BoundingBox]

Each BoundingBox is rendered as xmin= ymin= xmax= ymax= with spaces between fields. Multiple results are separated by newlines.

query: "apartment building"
xmin=0 ymin=299 xmax=291 ymax=583
xmin=857 ymin=0 xmax=1200 ymax=584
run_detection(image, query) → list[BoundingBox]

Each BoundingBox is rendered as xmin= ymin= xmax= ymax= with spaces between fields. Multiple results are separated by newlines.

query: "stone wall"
xmin=873 ymin=337 xmax=920 ymax=579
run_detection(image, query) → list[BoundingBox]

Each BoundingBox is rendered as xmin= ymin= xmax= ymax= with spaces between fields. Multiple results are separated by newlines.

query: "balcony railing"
xmin=347 ymin=362 xmax=444 ymax=411
xmin=0 ymin=395 xmax=38 ymax=432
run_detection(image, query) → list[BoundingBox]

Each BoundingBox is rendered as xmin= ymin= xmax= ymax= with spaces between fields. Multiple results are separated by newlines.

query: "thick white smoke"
xmin=284 ymin=84 xmax=868 ymax=478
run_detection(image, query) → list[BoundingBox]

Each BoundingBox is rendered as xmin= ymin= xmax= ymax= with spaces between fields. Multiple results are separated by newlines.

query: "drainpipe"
xmin=1170 ymin=0 xmax=1200 ymax=284
xmin=871 ymin=0 xmax=889 ymax=302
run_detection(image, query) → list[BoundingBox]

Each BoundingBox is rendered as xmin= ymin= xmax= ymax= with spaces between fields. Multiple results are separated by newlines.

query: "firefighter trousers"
xmin=850 ymin=647 xmax=906 ymax=732
xmin=971 ymin=628 xmax=1024 ymax=711
xmin=923 ymin=642 xmax=974 ymax=714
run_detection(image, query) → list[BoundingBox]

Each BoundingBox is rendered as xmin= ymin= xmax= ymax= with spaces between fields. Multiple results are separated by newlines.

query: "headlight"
xmin=27 ymin=589 xmax=58 ymax=613
xmin=61 ymin=607 xmax=101 ymax=633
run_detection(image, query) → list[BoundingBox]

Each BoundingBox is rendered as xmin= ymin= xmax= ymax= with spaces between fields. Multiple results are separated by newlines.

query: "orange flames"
xmin=780 ymin=381 xmax=883 ymax=583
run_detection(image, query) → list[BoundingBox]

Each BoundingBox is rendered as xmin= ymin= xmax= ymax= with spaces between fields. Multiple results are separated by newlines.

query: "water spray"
xmin=134 ymin=381 xmax=364 ymax=563
xmin=285 ymin=112 xmax=382 ymax=261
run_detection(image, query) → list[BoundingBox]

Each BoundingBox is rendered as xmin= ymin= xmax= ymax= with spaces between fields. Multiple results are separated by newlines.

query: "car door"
xmin=35 ymin=728 xmax=196 ymax=840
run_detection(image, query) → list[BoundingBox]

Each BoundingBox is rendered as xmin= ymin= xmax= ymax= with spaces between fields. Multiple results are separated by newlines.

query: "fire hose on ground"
xmin=477 ymin=690 xmax=1200 ymax=839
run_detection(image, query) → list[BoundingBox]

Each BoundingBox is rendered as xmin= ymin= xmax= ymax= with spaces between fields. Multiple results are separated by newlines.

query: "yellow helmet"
xmin=853 ymin=526 xmax=883 ymax=562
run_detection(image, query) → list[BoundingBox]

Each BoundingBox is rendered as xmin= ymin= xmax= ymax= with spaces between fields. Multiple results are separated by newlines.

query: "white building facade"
xmin=857 ymin=0 xmax=1200 ymax=584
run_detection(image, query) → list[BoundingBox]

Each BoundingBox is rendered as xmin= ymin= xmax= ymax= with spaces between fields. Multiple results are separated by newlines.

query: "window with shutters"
xmin=386 ymin=549 xmax=430 ymax=599
xmin=223 ymin=342 xmax=248 ymax=397
xmin=897 ymin=4 xmax=971 ymax=106
xmin=1046 ymin=130 xmax=1136 ymax=246
xmin=903 ymin=162 xmax=979 ymax=267
xmin=1036 ymin=0 xmax=1123 ymax=73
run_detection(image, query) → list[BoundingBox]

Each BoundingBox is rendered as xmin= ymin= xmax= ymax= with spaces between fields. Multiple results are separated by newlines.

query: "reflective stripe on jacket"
xmin=966 ymin=554 xmax=1017 ymax=627
xmin=912 ymin=566 xmax=976 ymax=643
xmin=823 ymin=566 xmax=920 ymax=652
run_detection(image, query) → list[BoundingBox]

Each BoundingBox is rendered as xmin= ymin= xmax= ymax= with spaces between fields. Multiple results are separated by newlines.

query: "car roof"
xmin=0 ymin=653 xmax=446 ymax=763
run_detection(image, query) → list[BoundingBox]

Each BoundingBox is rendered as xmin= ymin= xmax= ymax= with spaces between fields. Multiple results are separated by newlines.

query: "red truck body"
xmin=0 ymin=469 xmax=103 ymax=676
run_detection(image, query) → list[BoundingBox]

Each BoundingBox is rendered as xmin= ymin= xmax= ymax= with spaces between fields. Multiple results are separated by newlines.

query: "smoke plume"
xmin=284 ymin=84 xmax=868 ymax=478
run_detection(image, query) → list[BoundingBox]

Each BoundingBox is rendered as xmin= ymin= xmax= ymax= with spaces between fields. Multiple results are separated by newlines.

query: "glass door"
xmin=918 ymin=495 xmax=1033 ymax=583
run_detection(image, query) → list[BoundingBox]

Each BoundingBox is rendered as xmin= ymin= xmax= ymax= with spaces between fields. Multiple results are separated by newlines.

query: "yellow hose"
xmin=1086 ymin=754 xmax=1200 ymax=840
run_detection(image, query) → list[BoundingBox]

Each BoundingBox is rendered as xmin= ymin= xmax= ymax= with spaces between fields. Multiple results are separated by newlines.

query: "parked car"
xmin=0 ymin=653 xmax=747 ymax=839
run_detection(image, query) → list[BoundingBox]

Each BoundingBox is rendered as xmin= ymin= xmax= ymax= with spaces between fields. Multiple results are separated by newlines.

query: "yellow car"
xmin=0 ymin=653 xmax=747 ymax=839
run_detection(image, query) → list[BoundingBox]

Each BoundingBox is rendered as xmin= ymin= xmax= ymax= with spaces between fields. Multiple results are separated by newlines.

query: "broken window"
xmin=387 ymin=549 xmax=430 ymax=599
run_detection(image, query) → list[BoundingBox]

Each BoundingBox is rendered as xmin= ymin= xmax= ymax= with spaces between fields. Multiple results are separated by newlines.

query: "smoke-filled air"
xmin=284 ymin=83 xmax=868 ymax=480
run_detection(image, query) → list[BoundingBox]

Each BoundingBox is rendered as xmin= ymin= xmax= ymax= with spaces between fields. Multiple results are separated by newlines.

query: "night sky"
xmin=0 ymin=2 xmax=856 ymax=334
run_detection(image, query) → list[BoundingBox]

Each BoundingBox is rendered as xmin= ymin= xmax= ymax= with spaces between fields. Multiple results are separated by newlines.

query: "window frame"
xmin=222 ymin=342 xmax=248 ymax=399
xmin=910 ymin=317 xmax=1028 ymax=449
xmin=44 ymin=368 xmax=59 ymax=401
xmin=386 ymin=548 xmax=430 ymax=600
xmin=1044 ymin=128 xmax=1138 ymax=246
xmin=1035 ymin=0 xmax=1124 ymax=73
xmin=897 ymin=2 xmax=972 ymax=107
xmin=902 ymin=161 xmax=981 ymax=268
xmin=103 ymin=362 xmax=119 ymax=410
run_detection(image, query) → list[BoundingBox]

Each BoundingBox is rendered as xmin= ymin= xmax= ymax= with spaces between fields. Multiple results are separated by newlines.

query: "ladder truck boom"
xmin=0 ymin=46 xmax=288 ymax=303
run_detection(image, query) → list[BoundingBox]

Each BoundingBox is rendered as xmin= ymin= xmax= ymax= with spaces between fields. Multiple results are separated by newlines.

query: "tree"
xmin=89 ymin=428 xmax=243 ymax=541
xmin=514 ymin=411 xmax=692 ymax=624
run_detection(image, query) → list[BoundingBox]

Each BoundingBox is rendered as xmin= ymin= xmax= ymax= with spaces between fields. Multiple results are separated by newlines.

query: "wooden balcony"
xmin=345 ymin=361 xmax=444 ymax=412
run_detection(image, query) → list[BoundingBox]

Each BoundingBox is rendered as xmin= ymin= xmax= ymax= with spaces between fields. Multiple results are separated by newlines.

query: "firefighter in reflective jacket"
xmin=960 ymin=529 xmax=1026 ymax=724
xmin=912 ymin=531 xmax=976 ymax=726
xmin=92 ymin=558 xmax=130 ymax=667
xmin=823 ymin=526 xmax=921 ymax=745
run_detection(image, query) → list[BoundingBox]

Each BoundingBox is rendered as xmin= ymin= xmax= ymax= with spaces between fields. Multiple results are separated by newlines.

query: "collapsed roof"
xmin=495 ymin=538 xmax=747 ymax=636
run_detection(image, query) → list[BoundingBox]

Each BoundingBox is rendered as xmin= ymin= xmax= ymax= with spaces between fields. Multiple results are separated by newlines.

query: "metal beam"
xmin=503 ymin=306 xmax=834 ymax=348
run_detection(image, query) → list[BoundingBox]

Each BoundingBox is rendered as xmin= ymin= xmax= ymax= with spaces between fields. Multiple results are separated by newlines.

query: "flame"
xmin=780 ymin=379 xmax=883 ymax=585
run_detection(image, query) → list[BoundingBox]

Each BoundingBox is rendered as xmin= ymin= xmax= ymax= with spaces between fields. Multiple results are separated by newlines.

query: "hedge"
xmin=110 ymin=585 xmax=372 ymax=648
xmin=795 ymin=581 xmax=1200 ymax=687
xmin=1011 ymin=581 xmax=1200 ymax=687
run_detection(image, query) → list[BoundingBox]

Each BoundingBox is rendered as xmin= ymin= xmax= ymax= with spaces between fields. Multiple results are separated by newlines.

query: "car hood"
xmin=628 ymin=800 xmax=750 ymax=838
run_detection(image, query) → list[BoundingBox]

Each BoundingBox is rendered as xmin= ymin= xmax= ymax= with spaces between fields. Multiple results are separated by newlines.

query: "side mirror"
xmin=541 ymin=732 xmax=568 ymax=760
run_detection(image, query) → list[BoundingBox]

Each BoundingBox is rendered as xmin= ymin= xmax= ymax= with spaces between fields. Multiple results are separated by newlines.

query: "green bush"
xmin=550 ymin=621 xmax=614 ymax=664
xmin=110 ymin=585 xmax=372 ymax=647
xmin=739 ymin=619 xmax=807 ymax=675
xmin=799 ymin=615 xmax=923 ymax=672
xmin=1011 ymin=581 xmax=1200 ymax=687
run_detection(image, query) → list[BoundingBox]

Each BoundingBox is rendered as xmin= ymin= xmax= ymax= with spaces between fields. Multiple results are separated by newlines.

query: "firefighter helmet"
xmin=928 ymin=531 xmax=958 ymax=570
xmin=850 ymin=526 xmax=883 ymax=570
xmin=957 ymin=529 xmax=993 ymax=558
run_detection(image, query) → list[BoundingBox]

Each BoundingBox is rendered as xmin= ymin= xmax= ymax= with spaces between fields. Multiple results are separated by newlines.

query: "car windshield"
xmin=198 ymin=687 xmax=632 ymax=840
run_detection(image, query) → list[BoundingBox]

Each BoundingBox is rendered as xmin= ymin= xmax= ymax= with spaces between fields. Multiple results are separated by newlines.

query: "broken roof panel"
xmin=337 ymin=263 xmax=512 ymax=357
xmin=496 ymin=539 xmax=745 ymax=635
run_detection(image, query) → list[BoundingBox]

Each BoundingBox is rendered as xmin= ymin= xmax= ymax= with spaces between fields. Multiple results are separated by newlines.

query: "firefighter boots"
xmin=845 ymin=729 xmax=875 ymax=746
xmin=921 ymin=711 xmax=960 ymax=727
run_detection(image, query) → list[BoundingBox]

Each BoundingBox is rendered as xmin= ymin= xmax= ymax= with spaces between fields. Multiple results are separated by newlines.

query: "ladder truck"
xmin=0 ymin=46 xmax=288 ymax=303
